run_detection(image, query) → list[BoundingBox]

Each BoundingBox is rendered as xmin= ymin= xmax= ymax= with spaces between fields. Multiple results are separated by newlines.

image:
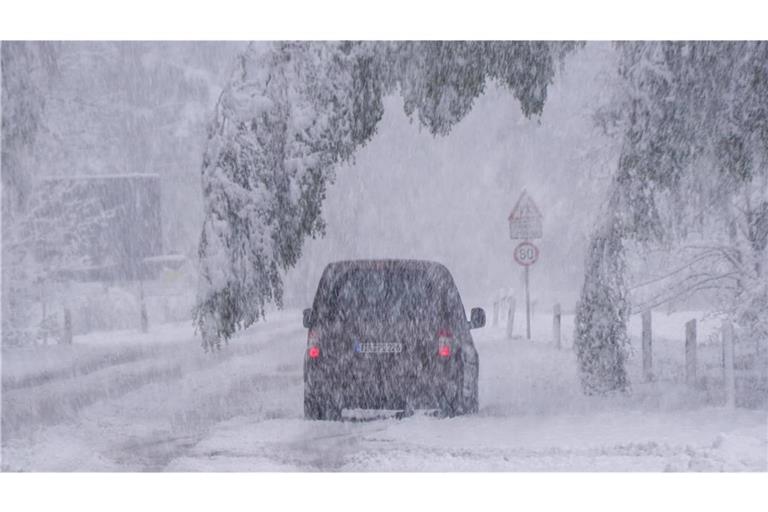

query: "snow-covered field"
xmin=2 ymin=310 xmax=766 ymax=471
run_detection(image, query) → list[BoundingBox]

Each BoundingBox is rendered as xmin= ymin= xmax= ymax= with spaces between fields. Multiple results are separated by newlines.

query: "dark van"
xmin=302 ymin=259 xmax=485 ymax=420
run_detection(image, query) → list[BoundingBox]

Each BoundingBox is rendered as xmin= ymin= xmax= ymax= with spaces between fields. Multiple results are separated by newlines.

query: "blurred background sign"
xmin=508 ymin=190 xmax=543 ymax=240
xmin=38 ymin=174 xmax=184 ymax=282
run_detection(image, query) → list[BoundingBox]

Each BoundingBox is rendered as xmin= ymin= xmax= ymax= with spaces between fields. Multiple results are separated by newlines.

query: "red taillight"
xmin=437 ymin=328 xmax=452 ymax=358
xmin=307 ymin=328 xmax=321 ymax=359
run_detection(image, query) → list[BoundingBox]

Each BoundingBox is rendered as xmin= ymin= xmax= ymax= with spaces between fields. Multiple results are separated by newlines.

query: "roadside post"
xmin=506 ymin=298 xmax=516 ymax=340
xmin=553 ymin=303 xmax=562 ymax=349
xmin=685 ymin=319 xmax=697 ymax=386
xmin=139 ymin=280 xmax=149 ymax=334
xmin=508 ymin=190 xmax=542 ymax=341
xmin=722 ymin=320 xmax=736 ymax=409
xmin=642 ymin=310 xmax=653 ymax=382
xmin=61 ymin=308 xmax=73 ymax=345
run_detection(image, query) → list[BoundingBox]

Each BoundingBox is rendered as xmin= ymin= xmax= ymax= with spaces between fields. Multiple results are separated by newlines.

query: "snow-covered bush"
xmin=574 ymin=219 xmax=631 ymax=394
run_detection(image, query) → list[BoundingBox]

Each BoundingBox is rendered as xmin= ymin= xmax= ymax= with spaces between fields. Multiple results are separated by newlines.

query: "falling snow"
xmin=2 ymin=41 xmax=766 ymax=472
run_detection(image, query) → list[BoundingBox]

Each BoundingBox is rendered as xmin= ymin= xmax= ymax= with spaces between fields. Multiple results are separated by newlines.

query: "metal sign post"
xmin=509 ymin=190 xmax=543 ymax=341
xmin=525 ymin=265 xmax=530 ymax=340
xmin=514 ymin=241 xmax=539 ymax=340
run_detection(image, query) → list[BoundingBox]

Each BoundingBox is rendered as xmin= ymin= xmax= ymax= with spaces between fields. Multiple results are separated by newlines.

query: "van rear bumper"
xmin=304 ymin=355 xmax=460 ymax=410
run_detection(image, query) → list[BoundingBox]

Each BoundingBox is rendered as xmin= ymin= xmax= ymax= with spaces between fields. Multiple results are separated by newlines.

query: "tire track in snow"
xmin=2 ymin=318 xmax=307 ymax=470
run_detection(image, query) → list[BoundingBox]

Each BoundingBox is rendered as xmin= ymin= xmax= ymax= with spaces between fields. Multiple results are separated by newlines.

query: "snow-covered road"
xmin=2 ymin=311 xmax=766 ymax=471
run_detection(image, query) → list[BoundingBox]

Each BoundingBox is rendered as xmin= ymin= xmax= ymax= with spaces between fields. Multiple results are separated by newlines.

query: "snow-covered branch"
xmin=194 ymin=41 xmax=577 ymax=349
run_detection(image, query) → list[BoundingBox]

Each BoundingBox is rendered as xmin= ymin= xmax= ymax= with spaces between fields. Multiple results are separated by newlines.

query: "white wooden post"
xmin=40 ymin=281 xmax=48 ymax=345
xmin=506 ymin=298 xmax=516 ymax=340
xmin=722 ymin=320 xmax=736 ymax=408
xmin=553 ymin=303 xmax=562 ymax=349
xmin=139 ymin=280 xmax=149 ymax=334
xmin=61 ymin=308 xmax=73 ymax=345
xmin=685 ymin=319 xmax=697 ymax=386
xmin=642 ymin=310 xmax=653 ymax=382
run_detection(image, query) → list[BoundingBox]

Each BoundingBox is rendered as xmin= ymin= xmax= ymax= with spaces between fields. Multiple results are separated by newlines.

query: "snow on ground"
xmin=2 ymin=310 xmax=766 ymax=471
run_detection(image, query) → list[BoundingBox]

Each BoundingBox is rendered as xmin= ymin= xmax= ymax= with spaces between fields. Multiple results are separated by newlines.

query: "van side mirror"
xmin=470 ymin=307 xmax=486 ymax=329
xmin=302 ymin=308 xmax=313 ymax=329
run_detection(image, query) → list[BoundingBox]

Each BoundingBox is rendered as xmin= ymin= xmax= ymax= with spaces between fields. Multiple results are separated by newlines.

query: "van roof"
xmin=311 ymin=260 xmax=464 ymax=322
xmin=323 ymin=259 xmax=449 ymax=273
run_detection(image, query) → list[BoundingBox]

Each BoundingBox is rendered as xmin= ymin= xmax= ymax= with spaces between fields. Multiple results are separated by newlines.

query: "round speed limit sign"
xmin=514 ymin=241 xmax=539 ymax=266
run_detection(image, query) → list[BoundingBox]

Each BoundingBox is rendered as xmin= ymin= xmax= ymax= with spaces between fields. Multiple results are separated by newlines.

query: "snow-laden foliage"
xmin=2 ymin=181 xmax=113 ymax=345
xmin=574 ymin=216 xmax=630 ymax=394
xmin=576 ymin=42 xmax=768 ymax=392
xmin=1 ymin=42 xmax=59 ymax=216
xmin=392 ymin=41 xmax=572 ymax=135
xmin=3 ymin=43 xmax=242 ymax=343
xmin=2 ymin=42 xmax=63 ymax=345
xmin=39 ymin=43 xmax=239 ymax=256
xmin=194 ymin=42 xmax=385 ymax=348
xmin=195 ymin=41 xmax=576 ymax=349
xmin=607 ymin=42 xmax=768 ymax=243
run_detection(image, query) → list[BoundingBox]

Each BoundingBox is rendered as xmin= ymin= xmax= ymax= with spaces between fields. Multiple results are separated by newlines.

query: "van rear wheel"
xmin=438 ymin=361 xmax=478 ymax=417
xmin=464 ymin=378 xmax=479 ymax=414
xmin=460 ymin=353 xmax=479 ymax=415
xmin=304 ymin=391 xmax=342 ymax=421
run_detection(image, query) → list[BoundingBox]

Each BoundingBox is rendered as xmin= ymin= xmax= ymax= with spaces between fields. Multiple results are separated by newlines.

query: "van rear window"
xmin=315 ymin=268 xmax=460 ymax=325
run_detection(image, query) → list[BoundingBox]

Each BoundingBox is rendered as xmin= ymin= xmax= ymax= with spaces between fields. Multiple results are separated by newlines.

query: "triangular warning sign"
xmin=508 ymin=190 xmax=542 ymax=221
xmin=508 ymin=190 xmax=543 ymax=240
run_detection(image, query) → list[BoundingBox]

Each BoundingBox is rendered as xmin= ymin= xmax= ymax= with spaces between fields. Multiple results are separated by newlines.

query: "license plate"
xmin=354 ymin=342 xmax=403 ymax=354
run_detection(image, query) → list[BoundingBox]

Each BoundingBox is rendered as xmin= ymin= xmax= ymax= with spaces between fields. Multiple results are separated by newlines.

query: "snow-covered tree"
xmin=195 ymin=41 xmax=577 ymax=349
xmin=1 ymin=42 xmax=59 ymax=217
xmin=2 ymin=179 xmax=113 ymax=345
xmin=575 ymin=42 xmax=768 ymax=392
xmin=2 ymin=42 xmax=62 ymax=345
xmin=194 ymin=42 xmax=382 ymax=349
xmin=3 ymin=43 xmax=243 ymax=343
xmin=574 ymin=209 xmax=631 ymax=394
xmin=30 ymin=42 xmax=240 ymax=257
